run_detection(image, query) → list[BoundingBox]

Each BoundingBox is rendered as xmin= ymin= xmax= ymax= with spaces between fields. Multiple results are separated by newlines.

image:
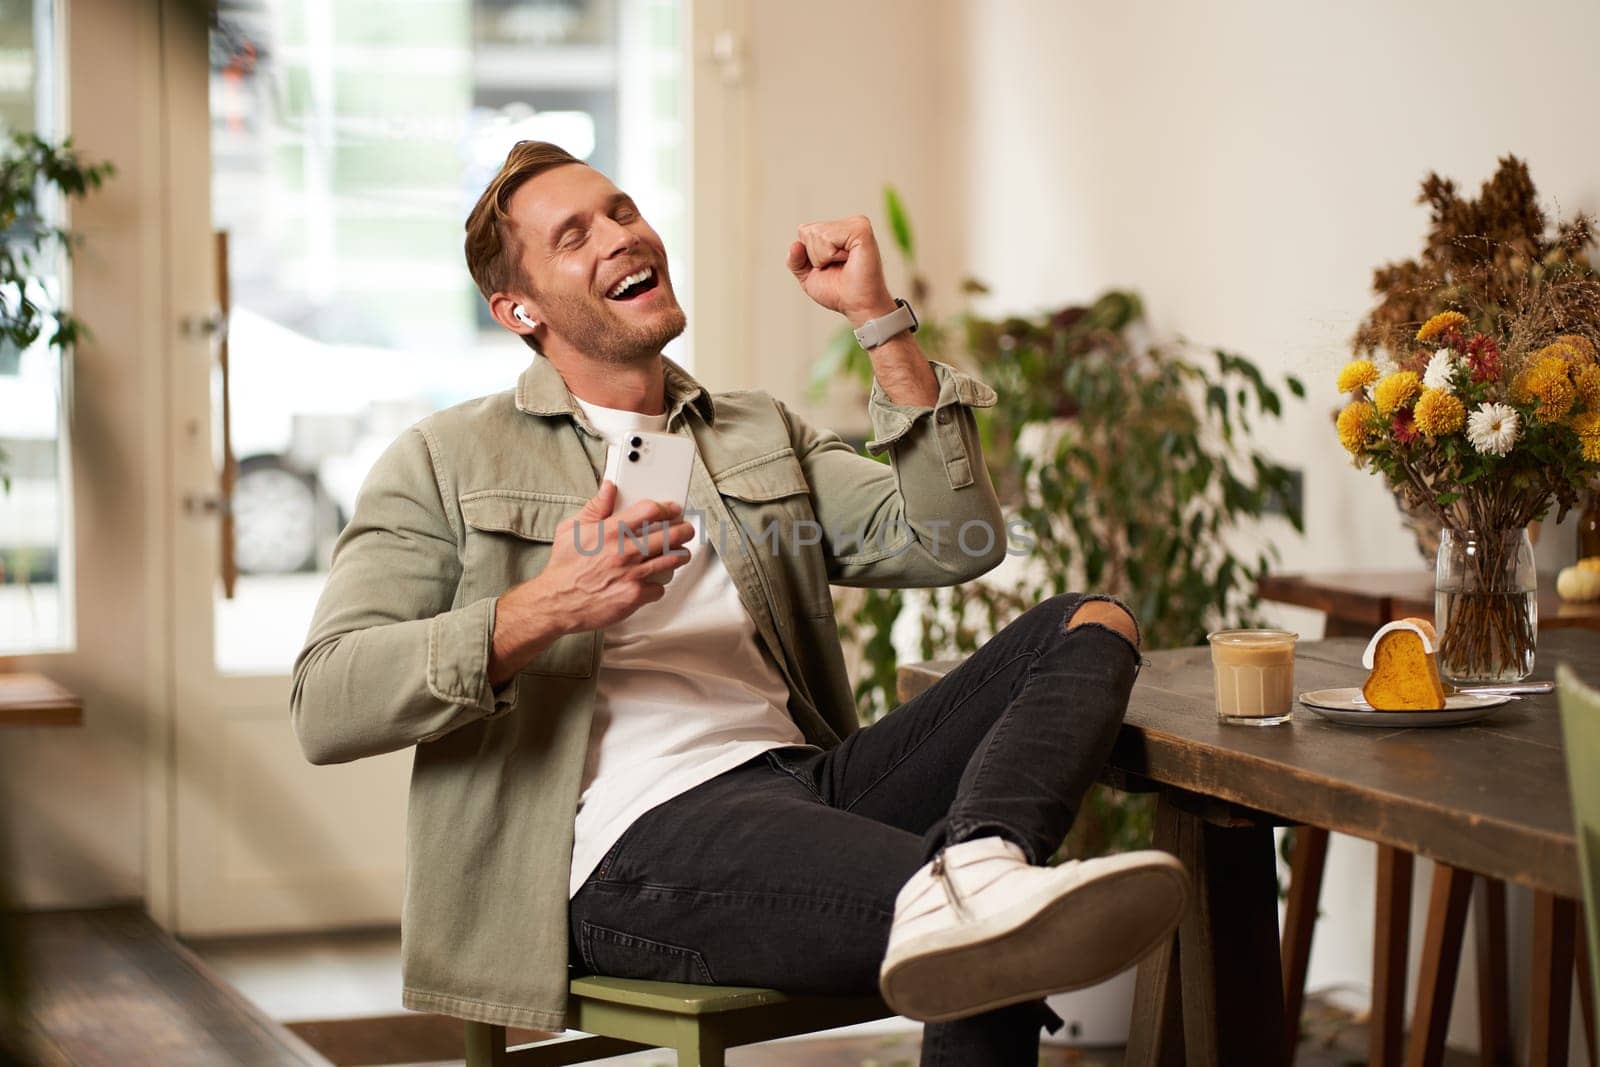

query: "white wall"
xmin=693 ymin=0 xmax=966 ymax=429
xmin=955 ymin=1 xmax=1595 ymax=1058
xmin=958 ymin=0 xmax=1600 ymax=576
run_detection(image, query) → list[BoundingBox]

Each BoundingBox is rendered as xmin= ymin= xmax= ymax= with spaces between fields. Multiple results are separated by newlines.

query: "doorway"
xmin=167 ymin=0 xmax=688 ymax=934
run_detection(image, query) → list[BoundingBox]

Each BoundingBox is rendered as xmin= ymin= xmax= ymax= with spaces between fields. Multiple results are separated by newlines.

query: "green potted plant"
xmin=0 ymin=130 xmax=113 ymax=492
xmin=812 ymin=188 xmax=1305 ymax=1042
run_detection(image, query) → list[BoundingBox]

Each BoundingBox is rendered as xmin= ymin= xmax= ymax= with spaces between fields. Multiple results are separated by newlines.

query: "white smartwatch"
xmin=853 ymin=298 xmax=919 ymax=350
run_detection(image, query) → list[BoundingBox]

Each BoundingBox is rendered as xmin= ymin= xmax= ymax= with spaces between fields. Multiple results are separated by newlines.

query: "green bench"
xmin=464 ymin=975 xmax=893 ymax=1066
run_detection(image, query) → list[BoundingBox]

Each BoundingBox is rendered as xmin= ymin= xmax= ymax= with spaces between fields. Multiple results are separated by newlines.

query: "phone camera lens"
xmin=627 ymin=450 xmax=640 ymax=462
xmin=629 ymin=435 xmax=642 ymax=448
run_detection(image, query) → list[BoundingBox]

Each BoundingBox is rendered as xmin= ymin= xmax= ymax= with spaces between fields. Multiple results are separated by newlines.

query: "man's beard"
xmin=540 ymin=287 xmax=687 ymax=365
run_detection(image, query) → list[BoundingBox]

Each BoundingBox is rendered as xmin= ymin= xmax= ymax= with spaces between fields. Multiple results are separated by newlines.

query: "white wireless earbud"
xmin=513 ymin=305 xmax=538 ymax=329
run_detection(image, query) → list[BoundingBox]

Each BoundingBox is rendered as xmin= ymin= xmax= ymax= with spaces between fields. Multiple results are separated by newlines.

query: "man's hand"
xmin=786 ymin=215 xmax=897 ymax=328
xmin=487 ymin=480 xmax=694 ymax=686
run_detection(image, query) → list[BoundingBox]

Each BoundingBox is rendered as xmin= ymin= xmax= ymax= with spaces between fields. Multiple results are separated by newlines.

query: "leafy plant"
xmin=0 ymin=130 xmax=114 ymax=491
xmin=816 ymin=187 xmax=1305 ymax=859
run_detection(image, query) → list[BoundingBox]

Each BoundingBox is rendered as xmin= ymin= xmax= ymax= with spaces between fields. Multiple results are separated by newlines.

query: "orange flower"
xmin=1573 ymin=363 xmax=1600 ymax=411
xmin=1416 ymin=311 xmax=1468 ymax=342
xmin=1554 ymin=334 xmax=1598 ymax=365
xmin=1533 ymin=374 xmax=1576 ymax=424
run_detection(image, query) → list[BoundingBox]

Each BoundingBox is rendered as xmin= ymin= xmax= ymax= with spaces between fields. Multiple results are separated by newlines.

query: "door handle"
xmin=216 ymin=231 xmax=238 ymax=599
xmin=183 ymin=493 xmax=232 ymax=517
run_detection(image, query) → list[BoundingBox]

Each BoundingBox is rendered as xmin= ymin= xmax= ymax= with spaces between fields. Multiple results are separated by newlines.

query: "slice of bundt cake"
xmin=1360 ymin=617 xmax=1447 ymax=711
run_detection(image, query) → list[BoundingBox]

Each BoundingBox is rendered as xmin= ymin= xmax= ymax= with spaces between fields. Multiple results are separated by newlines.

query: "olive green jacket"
xmin=290 ymin=352 xmax=1002 ymax=1031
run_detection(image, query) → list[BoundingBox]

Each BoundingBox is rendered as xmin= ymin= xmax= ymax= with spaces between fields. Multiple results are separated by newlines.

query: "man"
xmin=291 ymin=140 xmax=1188 ymax=1065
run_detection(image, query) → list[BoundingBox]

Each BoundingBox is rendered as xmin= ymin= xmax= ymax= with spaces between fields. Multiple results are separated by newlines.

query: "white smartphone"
xmin=603 ymin=430 xmax=697 ymax=583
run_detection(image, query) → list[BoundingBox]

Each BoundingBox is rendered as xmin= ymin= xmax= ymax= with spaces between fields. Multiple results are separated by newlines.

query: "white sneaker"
xmin=878 ymin=835 xmax=1190 ymax=1023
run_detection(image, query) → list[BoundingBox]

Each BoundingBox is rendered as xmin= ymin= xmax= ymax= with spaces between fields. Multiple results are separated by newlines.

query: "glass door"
xmin=211 ymin=0 xmax=687 ymax=674
xmin=167 ymin=0 xmax=686 ymax=935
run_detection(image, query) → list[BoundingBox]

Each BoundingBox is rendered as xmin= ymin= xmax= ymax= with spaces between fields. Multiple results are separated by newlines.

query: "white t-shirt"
xmin=567 ymin=394 xmax=812 ymax=897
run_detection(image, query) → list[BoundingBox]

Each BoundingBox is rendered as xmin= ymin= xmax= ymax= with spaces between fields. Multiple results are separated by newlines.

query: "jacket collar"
xmin=514 ymin=352 xmax=716 ymax=426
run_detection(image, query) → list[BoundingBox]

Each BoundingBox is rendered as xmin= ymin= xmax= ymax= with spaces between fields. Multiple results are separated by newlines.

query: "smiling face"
xmin=503 ymin=163 xmax=686 ymax=365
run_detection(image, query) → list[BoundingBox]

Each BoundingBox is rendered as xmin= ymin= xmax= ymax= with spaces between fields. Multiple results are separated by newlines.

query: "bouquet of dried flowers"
xmin=1351 ymin=156 xmax=1600 ymax=559
xmin=1336 ymin=312 xmax=1600 ymax=677
xmin=1339 ymin=157 xmax=1600 ymax=681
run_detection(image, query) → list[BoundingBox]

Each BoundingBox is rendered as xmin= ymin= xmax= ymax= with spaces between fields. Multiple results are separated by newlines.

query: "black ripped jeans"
xmin=567 ymin=592 xmax=1144 ymax=1065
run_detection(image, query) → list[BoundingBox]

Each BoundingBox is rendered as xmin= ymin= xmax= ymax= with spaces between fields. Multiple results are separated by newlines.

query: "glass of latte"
xmin=1206 ymin=629 xmax=1298 ymax=725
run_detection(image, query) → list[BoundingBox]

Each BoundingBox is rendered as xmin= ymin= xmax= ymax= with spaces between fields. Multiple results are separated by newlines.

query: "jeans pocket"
xmin=593 ymin=833 xmax=630 ymax=883
xmin=764 ymin=745 xmax=823 ymax=799
xmin=580 ymin=920 xmax=716 ymax=984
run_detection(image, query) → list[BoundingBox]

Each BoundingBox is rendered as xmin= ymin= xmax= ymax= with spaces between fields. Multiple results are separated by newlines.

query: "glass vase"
xmin=1433 ymin=527 xmax=1538 ymax=684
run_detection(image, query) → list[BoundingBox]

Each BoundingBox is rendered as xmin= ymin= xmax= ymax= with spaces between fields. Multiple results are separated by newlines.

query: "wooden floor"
xmin=12 ymin=907 xmax=325 ymax=1066
xmin=11 ymin=907 xmax=1482 ymax=1066
xmin=282 ymin=996 xmax=1478 ymax=1066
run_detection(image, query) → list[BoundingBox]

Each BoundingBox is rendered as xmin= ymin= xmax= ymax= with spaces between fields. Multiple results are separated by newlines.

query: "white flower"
xmin=1375 ymin=354 xmax=1402 ymax=378
xmin=1423 ymin=348 xmax=1459 ymax=393
xmin=1466 ymin=402 xmax=1520 ymax=456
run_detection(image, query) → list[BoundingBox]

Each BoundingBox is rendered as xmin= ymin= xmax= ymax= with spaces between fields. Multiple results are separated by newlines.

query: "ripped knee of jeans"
xmin=1064 ymin=594 xmax=1142 ymax=653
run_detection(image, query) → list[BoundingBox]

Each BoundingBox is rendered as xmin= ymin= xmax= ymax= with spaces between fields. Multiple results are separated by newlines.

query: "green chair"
xmin=464 ymin=975 xmax=892 ymax=1066
xmin=1558 ymin=662 xmax=1600 ymax=1030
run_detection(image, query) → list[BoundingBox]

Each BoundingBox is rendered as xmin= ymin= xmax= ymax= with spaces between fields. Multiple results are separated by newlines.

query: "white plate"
xmin=1297 ymin=687 xmax=1511 ymax=727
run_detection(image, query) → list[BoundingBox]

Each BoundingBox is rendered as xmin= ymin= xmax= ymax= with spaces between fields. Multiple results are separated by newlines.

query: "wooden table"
xmin=0 ymin=672 xmax=82 ymax=728
xmin=899 ymin=630 xmax=1595 ymax=1066
xmin=1260 ymin=570 xmax=1600 ymax=637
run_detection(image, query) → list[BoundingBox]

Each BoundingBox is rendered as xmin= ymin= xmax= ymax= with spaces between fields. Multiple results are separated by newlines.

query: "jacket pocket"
xmin=460 ymin=490 xmax=584 ymax=541
xmin=712 ymin=449 xmax=834 ymax=619
xmin=578 ymin=920 xmax=715 ymax=984
xmin=460 ymin=491 xmax=596 ymax=679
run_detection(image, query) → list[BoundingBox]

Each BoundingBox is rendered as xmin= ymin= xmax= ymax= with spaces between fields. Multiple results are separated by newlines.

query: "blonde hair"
xmin=463 ymin=140 xmax=587 ymax=353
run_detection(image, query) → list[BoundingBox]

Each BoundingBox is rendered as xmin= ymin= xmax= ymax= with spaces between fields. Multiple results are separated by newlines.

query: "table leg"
xmin=1173 ymin=809 xmax=1287 ymax=1067
xmin=1472 ymin=876 xmax=1512 ymax=1066
xmin=1529 ymin=892 xmax=1577 ymax=1067
xmin=1127 ymin=798 xmax=1185 ymax=1067
xmin=1281 ymin=826 xmax=1329 ymax=1064
xmin=1371 ymin=845 xmax=1414 ymax=1067
xmin=1124 ymin=796 xmax=1287 ymax=1066
xmin=1405 ymin=862 xmax=1473 ymax=1067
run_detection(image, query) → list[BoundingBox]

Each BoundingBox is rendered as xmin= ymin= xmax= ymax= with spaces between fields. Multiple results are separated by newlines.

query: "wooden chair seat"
xmin=465 ymin=976 xmax=892 ymax=1066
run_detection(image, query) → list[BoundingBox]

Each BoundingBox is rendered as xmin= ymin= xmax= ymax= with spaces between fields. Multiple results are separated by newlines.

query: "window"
xmin=0 ymin=0 xmax=73 ymax=655
xmin=208 ymin=0 xmax=687 ymax=672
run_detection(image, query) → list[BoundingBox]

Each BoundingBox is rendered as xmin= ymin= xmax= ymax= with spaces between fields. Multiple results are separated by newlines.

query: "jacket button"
xmin=936 ymin=408 xmax=953 ymax=424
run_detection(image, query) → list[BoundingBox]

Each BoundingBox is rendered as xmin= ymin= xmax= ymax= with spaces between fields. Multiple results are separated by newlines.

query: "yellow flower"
xmin=1533 ymin=373 xmax=1576 ymax=424
xmin=1337 ymin=400 xmax=1378 ymax=453
xmin=1336 ymin=359 xmax=1380 ymax=394
xmin=1511 ymin=355 xmax=1573 ymax=405
xmin=1535 ymin=341 xmax=1583 ymax=369
xmin=1578 ymin=411 xmax=1600 ymax=462
xmin=1416 ymin=311 xmax=1468 ymax=342
xmin=1414 ymin=388 xmax=1465 ymax=437
xmin=1373 ymin=370 xmax=1422 ymax=416
xmin=1575 ymin=363 xmax=1600 ymax=410
xmin=1554 ymin=334 xmax=1598 ymax=365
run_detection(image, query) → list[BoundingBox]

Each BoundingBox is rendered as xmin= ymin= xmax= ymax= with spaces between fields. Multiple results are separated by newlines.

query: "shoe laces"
xmin=929 ymin=850 xmax=975 ymax=921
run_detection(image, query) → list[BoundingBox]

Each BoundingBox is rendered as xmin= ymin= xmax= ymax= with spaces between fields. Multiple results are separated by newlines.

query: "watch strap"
xmin=853 ymin=298 xmax=918 ymax=350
